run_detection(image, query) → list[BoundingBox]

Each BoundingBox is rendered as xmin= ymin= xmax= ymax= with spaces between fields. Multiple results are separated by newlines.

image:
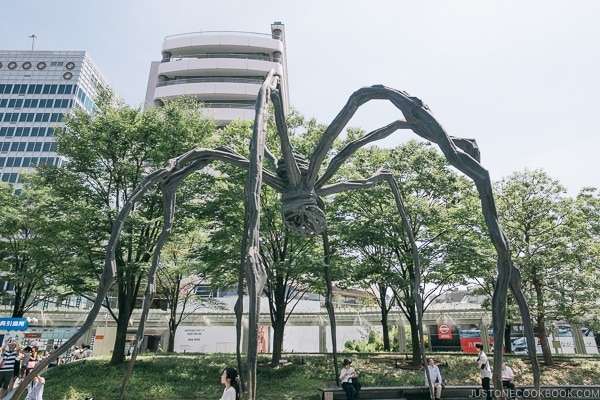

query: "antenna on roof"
xmin=28 ymin=34 xmax=37 ymax=51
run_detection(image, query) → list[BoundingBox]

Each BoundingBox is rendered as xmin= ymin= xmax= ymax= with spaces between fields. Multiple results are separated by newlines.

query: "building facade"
xmin=0 ymin=50 xmax=109 ymax=191
xmin=145 ymin=22 xmax=289 ymax=127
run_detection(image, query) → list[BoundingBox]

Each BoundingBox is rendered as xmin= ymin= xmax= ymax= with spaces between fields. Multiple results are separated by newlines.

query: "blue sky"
xmin=2 ymin=0 xmax=599 ymax=194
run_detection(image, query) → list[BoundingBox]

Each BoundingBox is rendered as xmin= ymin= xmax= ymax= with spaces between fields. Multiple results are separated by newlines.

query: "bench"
xmin=318 ymin=385 xmax=479 ymax=400
xmin=319 ymin=384 xmax=600 ymax=400
xmin=318 ymin=385 xmax=427 ymax=400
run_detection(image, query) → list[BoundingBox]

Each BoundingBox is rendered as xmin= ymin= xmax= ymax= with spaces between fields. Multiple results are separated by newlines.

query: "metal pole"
xmin=28 ymin=34 xmax=36 ymax=51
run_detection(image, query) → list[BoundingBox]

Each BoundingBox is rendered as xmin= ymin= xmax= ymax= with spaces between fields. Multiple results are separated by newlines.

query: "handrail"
xmin=168 ymin=53 xmax=274 ymax=62
xmin=164 ymin=31 xmax=272 ymax=40
xmin=157 ymin=77 xmax=264 ymax=87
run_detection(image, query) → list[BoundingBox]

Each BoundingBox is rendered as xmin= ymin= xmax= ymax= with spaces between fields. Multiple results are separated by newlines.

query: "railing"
xmin=164 ymin=31 xmax=272 ymax=40
xmin=156 ymin=77 xmax=264 ymax=87
xmin=169 ymin=53 xmax=274 ymax=62
xmin=202 ymin=102 xmax=255 ymax=109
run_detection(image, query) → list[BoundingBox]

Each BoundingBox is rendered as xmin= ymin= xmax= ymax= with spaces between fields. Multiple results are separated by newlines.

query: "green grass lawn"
xmin=35 ymin=353 xmax=600 ymax=400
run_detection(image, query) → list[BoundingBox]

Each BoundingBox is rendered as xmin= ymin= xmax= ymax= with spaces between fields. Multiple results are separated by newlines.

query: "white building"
xmin=0 ymin=50 xmax=109 ymax=192
xmin=145 ymin=22 xmax=289 ymax=127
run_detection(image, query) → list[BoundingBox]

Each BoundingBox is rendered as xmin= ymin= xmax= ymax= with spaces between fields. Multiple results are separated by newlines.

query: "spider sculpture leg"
xmin=242 ymin=70 xmax=279 ymax=400
xmin=118 ymin=169 xmax=191 ymax=399
xmin=309 ymin=85 xmax=540 ymax=397
xmin=9 ymin=164 xmax=174 ymax=400
xmin=9 ymin=144 xmax=282 ymax=400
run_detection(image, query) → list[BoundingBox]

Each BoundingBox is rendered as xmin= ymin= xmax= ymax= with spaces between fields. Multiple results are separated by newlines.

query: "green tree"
xmin=553 ymin=188 xmax=600 ymax=336
xmin=330 ymin=140 xmax=480 ymax=362
xmin=493 ymin=169 xmax=600 ymax=365
xmin=194 ymin=115 xmax=327 ymax=366
xmin=156 ymin=229 xmax=228 ymax=352
xmin=0 ymin=182 xmax=67 ymax=317
xmin=34 ymin=89 xmax=216 ymax=364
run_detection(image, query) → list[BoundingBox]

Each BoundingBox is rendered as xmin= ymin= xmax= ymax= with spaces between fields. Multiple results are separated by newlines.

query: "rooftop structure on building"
xmin=145 ymin=22 xmax=289 ymax=127
xmin=0 ymin=50 xmax=109 ymax=191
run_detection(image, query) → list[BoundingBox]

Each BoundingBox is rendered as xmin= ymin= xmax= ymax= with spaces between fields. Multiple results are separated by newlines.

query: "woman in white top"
xmin=339 ymin=359 xmax=357 ymax=400
xmin=219 ymin=367 xmax=240 ymax=400
xmin=24 ymin=375 xmax=44 ymax=400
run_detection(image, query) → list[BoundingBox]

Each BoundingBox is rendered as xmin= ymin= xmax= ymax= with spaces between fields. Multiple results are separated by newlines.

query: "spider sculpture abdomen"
xmin=276 ymin=149 xmax=327 ymax=236
xmin=281 ymin=189 xmax=326 ymax=236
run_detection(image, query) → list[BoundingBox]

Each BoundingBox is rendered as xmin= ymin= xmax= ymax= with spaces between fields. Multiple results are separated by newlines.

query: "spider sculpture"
xmin=15 ymin=71 xmax=542 ymax=400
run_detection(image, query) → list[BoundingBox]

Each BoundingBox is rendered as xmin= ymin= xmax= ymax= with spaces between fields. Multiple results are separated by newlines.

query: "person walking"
xmin=425 ymin=358 xmax=443 ymax=400
xmin=339 ymin=359 xmax=357 ymax=400
xmin=475 ymin=343 xmax=492 ymax=400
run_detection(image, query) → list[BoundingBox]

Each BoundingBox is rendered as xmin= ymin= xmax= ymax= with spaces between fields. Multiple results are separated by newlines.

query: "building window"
xmin=6 ymin=157 xmax=22 ymax=167
xmin=0 ymin=84 xmax=13 ymax=94
xmin=1 ymin=173 xmax=19 ymax=183
xmin=27 ymin=84 xmax=43 ymax=95
xmin=10 ymin=142 xmax=26 ymax=152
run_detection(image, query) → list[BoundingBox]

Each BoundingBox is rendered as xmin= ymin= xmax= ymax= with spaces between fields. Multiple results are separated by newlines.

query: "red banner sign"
xmin=437 ymin=324 xmax=452 ymax=340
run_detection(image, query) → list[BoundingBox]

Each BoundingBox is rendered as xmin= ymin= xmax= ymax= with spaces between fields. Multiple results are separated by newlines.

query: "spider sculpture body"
xmin=15 ymin=71 xmax=542 ymax=400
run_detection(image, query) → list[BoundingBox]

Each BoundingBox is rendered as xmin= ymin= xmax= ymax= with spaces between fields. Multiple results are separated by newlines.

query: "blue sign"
xmin=0 ymin=318 xmax=29 ymax=331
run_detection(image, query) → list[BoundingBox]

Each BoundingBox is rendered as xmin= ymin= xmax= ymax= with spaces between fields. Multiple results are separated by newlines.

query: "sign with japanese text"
xmin=0 ymin=317 xmax=29 ymax=331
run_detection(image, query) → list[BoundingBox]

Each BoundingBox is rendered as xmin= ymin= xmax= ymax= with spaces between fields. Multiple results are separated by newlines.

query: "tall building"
xmin=145 ymin=22 xmax=289 ymax=127
xmin=0 ymin=50 xmax=109 ymax=191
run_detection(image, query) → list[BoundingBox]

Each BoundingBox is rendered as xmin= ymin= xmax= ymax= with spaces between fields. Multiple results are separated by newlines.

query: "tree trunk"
xmin=537 ymin=317 xmax=554 ymax=366
xmin=534 ymin=272 xmax=553 ymax=366
xmin=111 ymin=311 xmax=129 ymax=364
xmin=270 ymin=279 xmax=287 ymax=365
xmin=379 ymin=287 xmax=391 ymax=351
xmin=407 ymin=302 xmax=421 ymax=368
xmin=271 ymin=317 xmax=285 ymax=366
xmin=504 ymin=323 xmax=512 ymax=353
xmin=168 ymin=323 xmax=176 ymax=352
xmin=111 ymin=281 xmax=135 ymax=365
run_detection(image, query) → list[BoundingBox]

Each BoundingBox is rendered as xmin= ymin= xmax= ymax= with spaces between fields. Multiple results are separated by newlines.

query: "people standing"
xmin=25 ymin=374 xmax=45 ymax=400
xmin=26 ymin=347 xmax=39 ymax=376
xmin=48 ymin=345 xmax=59 ymax=368
xmin=475 ymin=343 xmax=492 ymax=400
xmin=425 ymin=358 xmax=443 ymax=400
xmin=10 ymin=343 xmax=21 ymax=390
xmin=82 ymin=345 xmax=92 ymax=358
xmin=219 ymin=367 xmax=241 ymax=400
xmin=0 ymin=342 xmax=19 ymax=398
xmin=21 ymin=346 xmax=32 ymax=378
xmin=339 ymin=358 xmax=357 ymax=400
